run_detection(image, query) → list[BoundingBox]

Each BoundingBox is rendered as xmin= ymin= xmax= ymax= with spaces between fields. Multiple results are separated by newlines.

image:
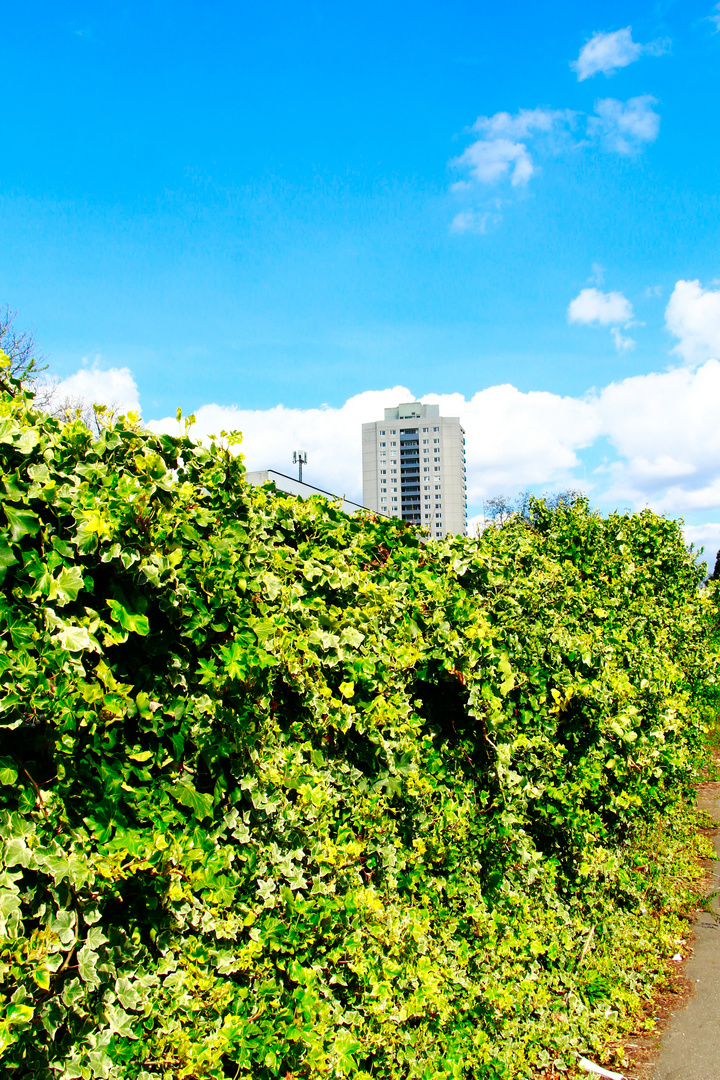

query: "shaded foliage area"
xmin=0 ymin=370 xmax=717 ymax=1079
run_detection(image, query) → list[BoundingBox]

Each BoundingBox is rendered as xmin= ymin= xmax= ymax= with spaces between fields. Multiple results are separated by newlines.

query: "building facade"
xmin=362 ymin=402 xmax=467 ymax=538
xmin=245 ymin=470 xmax=369 ymax=516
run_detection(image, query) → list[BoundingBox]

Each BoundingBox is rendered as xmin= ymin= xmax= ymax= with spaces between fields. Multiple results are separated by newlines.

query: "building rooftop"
xmin=383 ymin=402 xmax=440 ymax=421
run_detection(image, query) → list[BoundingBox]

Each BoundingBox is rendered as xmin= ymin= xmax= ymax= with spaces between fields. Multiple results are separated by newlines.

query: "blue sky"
xmin=3 ymin=2 xmax=720 ymax=556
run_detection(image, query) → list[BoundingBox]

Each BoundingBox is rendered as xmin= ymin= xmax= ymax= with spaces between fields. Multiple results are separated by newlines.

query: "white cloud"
xmin=143 ymin=362 xmax=720 ymax=526
xmin=450 ymin=209 xmax=500 ymax=234
xmin=451 ymin=108 xmax=575 ymax=190
xmin=611 ymin=327 xmax=635 ymax=352
xmin=42 ymin=343 xmax=720 ymax=549
xmin=471 ymin=108 xmax=573 ymax=140
xmin=149 ymin=388 xmax=415 ymax=503
xmin=147 ymin=384 xmax=599 ymax=507
xmin=665 ymin=279 xmax=720 ymax=363
xmin=709 ymin=5 xmax=720 ymax=32
xmin=454 ymin=137 xmax=534 ymax=187
xmin=450 ymin=96 xmax=659 ymax=233
xmin=588 ymin=95 xmax=660 ymax=154
xmin=683 ymin=523 xmax=720 ymax=566
xmin=572 ymin=27 xmax=670 ymax=80
xmin=568 ymin=287 xmax=634 ymax=326
xmin=461 ymin=97 xmax=662 ymax=171
xmin=589 ymin=263 xmax=605 ymax=286
xmin=42 ymin=361 xmax=141 ymax=416
xmin=423 ymin=386 xmax=599 ymax=502
xmin=572 ymin=28 xmax=643 ymax=80
xmin=596 ymin=360 xmax=720 ymax=514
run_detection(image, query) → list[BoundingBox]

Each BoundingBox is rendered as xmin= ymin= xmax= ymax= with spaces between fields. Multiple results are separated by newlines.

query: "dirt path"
xmin=651 ymin=783 xmax=720 ymax=1080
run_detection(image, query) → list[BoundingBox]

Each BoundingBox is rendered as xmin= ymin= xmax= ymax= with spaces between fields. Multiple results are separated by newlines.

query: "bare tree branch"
xmin=0 ymin=308 xmax=113 ymax=434
xmin=0 ymin=307 xmax=47 ymax=387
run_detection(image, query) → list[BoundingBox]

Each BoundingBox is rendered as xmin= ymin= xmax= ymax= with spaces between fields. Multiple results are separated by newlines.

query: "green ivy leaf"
xmin=169 ymin=779 xmax=213 ymax=821
xmin=77 ymin=945 xmax=100 ymax=987
xmin=0 ymin=757 xmax=18 ymax=785
xmin=57 ymin=624 xmax=93 ymax=652
xmin=3 ymin=505 xmax=41 ymax=542
xmin=0 ymin=535 xmax=17 ymax=570
xmin=54 ymin=565 xmax=85 ymax=606
xmin=107 ymin=599 xmax=150 ymax=636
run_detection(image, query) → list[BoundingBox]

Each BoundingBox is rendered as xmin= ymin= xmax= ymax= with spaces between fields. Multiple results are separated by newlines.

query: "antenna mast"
xmin=292 ymin=450 xmax=307 ymax=483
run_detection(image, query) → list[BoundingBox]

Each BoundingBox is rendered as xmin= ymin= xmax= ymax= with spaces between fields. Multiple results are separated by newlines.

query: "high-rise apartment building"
xmin=362 ymin=402 xmax=467 ymax=538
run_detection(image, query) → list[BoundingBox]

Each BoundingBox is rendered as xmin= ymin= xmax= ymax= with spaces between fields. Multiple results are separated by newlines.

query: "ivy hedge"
xmin=0 ymin=375 xmax=718 ymax=1079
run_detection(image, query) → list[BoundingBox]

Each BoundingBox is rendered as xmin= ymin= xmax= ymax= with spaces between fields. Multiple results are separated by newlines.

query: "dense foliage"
xmin=0 ymin=375 xmax=717 ymax=1079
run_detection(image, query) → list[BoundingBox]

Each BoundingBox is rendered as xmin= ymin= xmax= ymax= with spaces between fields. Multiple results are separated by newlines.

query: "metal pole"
xmin=292 ymin=451 xmax=307 ymax=483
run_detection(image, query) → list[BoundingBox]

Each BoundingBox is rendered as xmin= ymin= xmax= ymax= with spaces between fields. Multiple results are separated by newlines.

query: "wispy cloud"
xmin=709 ymin=4 xmax=720 ymax=32
xmin=587 ymin=95 xmax=660 ymax=155
xmin=450 ymin=209 xmax=501 ymax=234
xmin=611 ymin=327 xmax=635 ymax=352
xmin=453 ymin=137 xmax=534 ymax=188
xmin=450 ymin=95 xmax=660 ymax=232
xmin=572 ymin=27 xmax=670 ymax=80
xmin=450 ymin=108 xmax=576 ymax=190
xmin=589 ymin=263 xmax=605 ymax=286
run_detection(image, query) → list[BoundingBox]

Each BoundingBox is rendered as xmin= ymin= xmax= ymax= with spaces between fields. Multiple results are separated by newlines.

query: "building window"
xmin=391 ymin=496 xmax=398 ymax=502
xmin=433 ymin=427 xmax=439 ymax=432
xmin=435 ymin=485 xmax=441 ymax=490
xmin=380 ymin=429 xmax=385 ymax=435
xmin=422 ymin=427 xmax=428 ymax=432
xmin=380 ymin=469 xmax=386 ymax=474
xmin=424 ymin=485 xmax=430 ymax=491
xmin=379 ymin=441 xmax=386 ymax=447
xmin=434 ymin=467 xmax=440 ymax=472
xmin=390 ymin=429 xmax=396 ymax=434
xmin=423 ymin=467 xmax=429 ymax=472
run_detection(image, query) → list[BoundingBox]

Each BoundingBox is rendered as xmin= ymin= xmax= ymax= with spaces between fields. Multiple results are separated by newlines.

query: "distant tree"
xmin=0 ymin=307 xmax=47 ymax=390
xmin=484 ymin=495 xmax=515 ymax=524
xmin=545 ymin=489 xmax=585 ymax=512
xmin=482 ymin=489 xmax=586 ymax=531
xmin=514 ymin=491 xmax=532 ymax=520
xmin=0 ymin=307 xmax=106 ymax=431
xmin=711 ymin=550 xmax=720 ymax=581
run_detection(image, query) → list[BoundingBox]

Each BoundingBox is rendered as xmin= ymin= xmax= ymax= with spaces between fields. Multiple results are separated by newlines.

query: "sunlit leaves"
xmin=169 ymin=779 xmax=214 ymax=821
xmin=3 ymin=505 xmax=40 ymax=542
xmin=106 ymin=599 xmax=150 ymax=636
xmin=0 ymin=758 xmax=17 ymax=785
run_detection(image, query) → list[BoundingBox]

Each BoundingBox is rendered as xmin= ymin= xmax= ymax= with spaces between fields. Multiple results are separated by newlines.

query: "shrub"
xmin=0 ymin=378 xmax=716 ymax=1078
